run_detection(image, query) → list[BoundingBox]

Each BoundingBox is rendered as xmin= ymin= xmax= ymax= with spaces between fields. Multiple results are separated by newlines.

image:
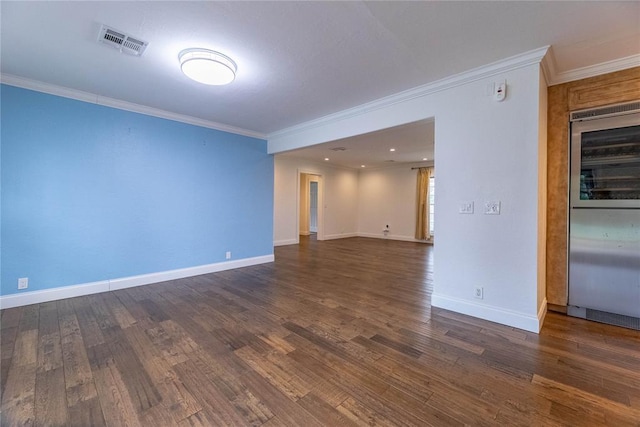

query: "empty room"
xmin=1 ymin=2 xmax=639 ymax=426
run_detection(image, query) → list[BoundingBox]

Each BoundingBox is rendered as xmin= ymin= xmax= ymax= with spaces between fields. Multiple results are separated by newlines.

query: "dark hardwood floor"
xmin=1 ymin=236 xmax=639 ymax=426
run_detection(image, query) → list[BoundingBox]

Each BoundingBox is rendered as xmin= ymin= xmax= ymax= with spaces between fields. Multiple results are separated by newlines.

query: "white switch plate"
xmin=18 ymin=277 xmax=29 ymax=290
xmin=459 ymin=201 xmax=474 ymax=214
xmin=484 ymin=201 xmax=501 ymax=215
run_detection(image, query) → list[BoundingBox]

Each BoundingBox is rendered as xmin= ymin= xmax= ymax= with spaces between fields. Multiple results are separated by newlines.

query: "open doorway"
xmin=310 ymin=181 xmax=318 ymax=233
xmin=298 ymin=171 xmax=323 ymax=241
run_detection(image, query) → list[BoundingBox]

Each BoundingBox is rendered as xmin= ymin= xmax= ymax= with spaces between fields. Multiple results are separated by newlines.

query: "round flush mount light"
xmin=179 ymin=48 xmax=237 ymax=85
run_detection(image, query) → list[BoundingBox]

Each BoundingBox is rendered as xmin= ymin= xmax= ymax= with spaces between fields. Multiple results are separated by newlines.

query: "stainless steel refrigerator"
xmin=568 ymin=101 xmax=640 ymax=330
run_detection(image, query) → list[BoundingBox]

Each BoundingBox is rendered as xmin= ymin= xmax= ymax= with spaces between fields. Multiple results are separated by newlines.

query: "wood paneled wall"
xmin=546 ymin=67 xmax=640 ymax=308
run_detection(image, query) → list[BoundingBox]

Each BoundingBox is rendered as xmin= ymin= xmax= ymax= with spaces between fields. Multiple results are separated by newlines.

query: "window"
xmin=428 ymin=176 xmax=435 ymax=235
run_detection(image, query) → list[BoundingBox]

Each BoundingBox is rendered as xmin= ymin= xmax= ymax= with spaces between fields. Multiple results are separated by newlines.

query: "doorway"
xmin=309 ymin=181 xmax=318 ymax=233
xmin=298 ymin=172 xmax=323 ymax=241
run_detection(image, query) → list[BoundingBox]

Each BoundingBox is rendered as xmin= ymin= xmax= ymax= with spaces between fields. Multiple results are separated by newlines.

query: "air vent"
xmin=571 ymin=101 xmax=640 ymax=122
xmin=330 ymin=147 xmax=347 ymax=151
xmin=586 ymin=308 xmax=640 ymax=330
xmin=98 ymin=24 xmax=148 ymax=56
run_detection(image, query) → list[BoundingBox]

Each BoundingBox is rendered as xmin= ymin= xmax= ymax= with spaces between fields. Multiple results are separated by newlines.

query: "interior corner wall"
xmin=269 ymin=61 xmax=546 ymax=333
xmin=273 ymin=156 xmax=358 ymax=246
xmin=357 ymin=163 xmax=433 ymax=242
xmin=537 ymin=65 xmax=549 ymax=321
xmin=1 ymin=84 xmax=274 ymax=299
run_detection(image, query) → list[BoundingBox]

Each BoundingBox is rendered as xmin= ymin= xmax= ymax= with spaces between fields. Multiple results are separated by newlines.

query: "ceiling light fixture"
xmin=179 ymin=48 xmax=237 ymax=85
xmin=361 ymin=165 xmax=366 ymax=168
xmin=389 ymin=148 xmax=396 ymax=152
xmin=422 ymin=157 xmax=428 ymax=161
xmin=324 ymin=158 xmax=330 ymax=161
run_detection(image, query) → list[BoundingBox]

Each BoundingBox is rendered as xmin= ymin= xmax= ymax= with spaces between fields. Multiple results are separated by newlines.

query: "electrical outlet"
xmin=474 ymin=286 xmax=483 ymax=299
xmin=225 ymin=251 xmax=231 ymax=260
xmin=18 ymin=277 xmax=29 ymax=290
xmin=459 ymin=201 xmax=474 ymax=214
xmin=484 ymin=201 xmax=500 ymax=215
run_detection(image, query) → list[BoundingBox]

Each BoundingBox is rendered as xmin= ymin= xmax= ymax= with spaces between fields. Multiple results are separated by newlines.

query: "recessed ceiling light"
xmin=179 ymin=48 xmax=237 ymax=85
xmin=361 ymin=165 xmax=366 ymax=168
xmin=389 ymin=148 xmax=396 ymax=152
xmin=422 ymin=157 xmax=428 ymax=161
xmin=324 ymin=158 xmax=329 ymax=161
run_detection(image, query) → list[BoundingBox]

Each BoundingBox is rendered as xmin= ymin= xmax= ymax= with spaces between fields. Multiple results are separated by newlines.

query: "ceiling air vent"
xmin=330 ymin=147 xmax=347 ymax=152
xmin=98 ymin=24 xmax=148 ymax=57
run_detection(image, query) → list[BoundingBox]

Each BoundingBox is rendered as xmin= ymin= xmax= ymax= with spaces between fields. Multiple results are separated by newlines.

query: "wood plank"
xmin=1 ymin=362 xmax=37 ymax=426
xmin=34 ymin=367 xmax=69 ymax=426
xmin=67 ymin=396 xmax=106 ymax=427
xmin=59 ymin=313 xmax=97 ymax=406
xmin=87 ymin=343 xmax=142 ymax=427
xmin=2 ymin=237 xmax=640 ymax=426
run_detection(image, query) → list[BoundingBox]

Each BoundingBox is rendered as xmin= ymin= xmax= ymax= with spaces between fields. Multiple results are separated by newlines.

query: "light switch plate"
xmin=459 ymin=201 xmax=474 ymax=214
xmin=484 ymin=201 xmax=501 ymax=215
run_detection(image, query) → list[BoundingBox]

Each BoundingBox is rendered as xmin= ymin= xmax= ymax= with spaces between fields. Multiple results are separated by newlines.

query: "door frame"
xmin=296 ymin=169 xmax=324 ymax=243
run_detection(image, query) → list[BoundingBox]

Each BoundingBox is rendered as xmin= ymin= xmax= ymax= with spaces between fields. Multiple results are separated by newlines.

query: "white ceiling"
xmin=280 ymin=119 xmax=434 ymax=170
xmin=2 ymin=1 xmax=639 ymax=166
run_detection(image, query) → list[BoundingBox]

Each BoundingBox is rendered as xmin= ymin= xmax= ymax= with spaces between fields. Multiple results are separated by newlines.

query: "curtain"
xmin=415 ymin=167 xmax=433 ymax=240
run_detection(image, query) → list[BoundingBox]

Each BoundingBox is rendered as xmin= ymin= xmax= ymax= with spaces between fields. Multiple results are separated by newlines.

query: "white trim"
xmin=357 ymin=232 xmax=431 ymax=244
xmin=0 ymin=280 xmax=110 ymax=310
xmin=538 ymin=297 xmax=548 ymax=331
xmin=431 ymin=293 xmax=542 ymax=333
xmin=549 ymin=54 xmax=640 ymax=86
xmin=540 ymin=49 xmax=557 ymax=87
xmin=323 ymin=232 xmax=358 ymax=240
xmin=274 ymin=238 xmax=298 ymax=247
xmin=0 ymin=255 xmax=274 ymax=309
xmin=267 ymin=46 xmax=550 ymax=150
xmin=0 ymin=74 xmax=266 ymax=140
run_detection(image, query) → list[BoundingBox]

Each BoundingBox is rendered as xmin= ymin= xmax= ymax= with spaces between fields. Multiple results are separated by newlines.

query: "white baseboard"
xmin=357 ymin=232 xmax=431 ymax=243
xmin=323 ymin=232 xmax=358 ymax=240
xmin=0 ymin=254 xmax=274 ymax=309
xmin=0 ymin=280 xmax=110 ymax=310
xmin=537 ymin=297 xmax=548 ymax=331
xmin=431 ymin=293 xmax=543 ymax=333
xmin=273 ymin=238 xmax=298 ymax=247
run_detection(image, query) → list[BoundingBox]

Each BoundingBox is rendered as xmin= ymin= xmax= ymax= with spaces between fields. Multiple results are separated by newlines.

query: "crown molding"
xmin=547 ymin=54 xmax=640 ymax=86
xmin=268 ymin=46 xmax=550 ymax=142
xmin=539 ymin=46 xmax=557 ymax=87
xmin=0 ymin=74 xmax=266 ymax=140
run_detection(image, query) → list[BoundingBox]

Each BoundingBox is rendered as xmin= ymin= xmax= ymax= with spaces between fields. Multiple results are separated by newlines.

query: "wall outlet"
xmin=459 ymin=201 xmax=474 ymax=214
xmin=225 ymin=251 xmax=231 ymax=260
xmin=18 ymin=277 xmax=29 ymax=290
xmin=484 ymin=201 xmax=501 ymax=215
xmin=474 ymin=286 xmax=483 ymax=299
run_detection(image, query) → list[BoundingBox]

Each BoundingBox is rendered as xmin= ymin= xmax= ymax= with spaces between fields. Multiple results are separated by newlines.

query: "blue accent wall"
xmin=1 ymin=84 xmax=273 ymax=296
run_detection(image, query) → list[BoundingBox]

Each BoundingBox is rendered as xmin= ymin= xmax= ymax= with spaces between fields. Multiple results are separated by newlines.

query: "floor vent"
xmin=98 ymin=24 xmax=148 ymax=57
xmin=586 ymin=308 xmax=640 ymax=330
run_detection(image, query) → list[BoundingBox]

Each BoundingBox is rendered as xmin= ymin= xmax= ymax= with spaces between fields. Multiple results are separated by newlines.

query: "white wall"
xmin=433 ymin=65 xmax=544 ymax=333
xmin=357 ymin=162 xmax=433 ymax=242
xmin=274 ymin=156 xmax=358 ymax=246
xmin=269 ymin=49 xmax=548 ymax=332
